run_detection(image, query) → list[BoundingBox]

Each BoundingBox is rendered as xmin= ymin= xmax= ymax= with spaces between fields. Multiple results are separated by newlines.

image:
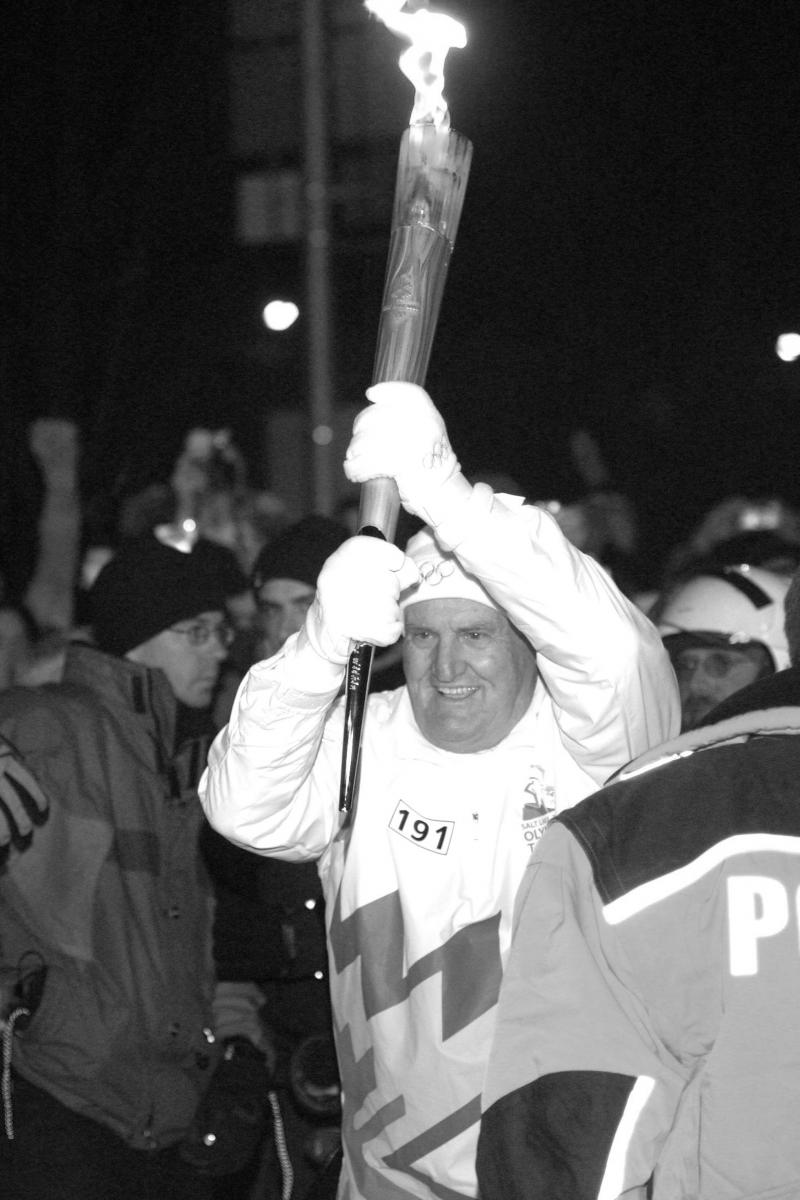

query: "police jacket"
xmin=201 ymin=493 xmax=678 ymax=1200
xmin=479 ymin=666 xmax=800 ymax=1200
xmin=0 ymin=644 xmax=218 ymax=1149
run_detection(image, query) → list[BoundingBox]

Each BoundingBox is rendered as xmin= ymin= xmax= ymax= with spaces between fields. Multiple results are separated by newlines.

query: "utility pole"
xmin=302 ymin=0 xmax=336 ymax=514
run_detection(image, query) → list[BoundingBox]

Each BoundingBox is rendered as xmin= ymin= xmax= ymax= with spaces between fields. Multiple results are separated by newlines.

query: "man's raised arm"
xmin=344 ymin=381 xmax=680 ymax=779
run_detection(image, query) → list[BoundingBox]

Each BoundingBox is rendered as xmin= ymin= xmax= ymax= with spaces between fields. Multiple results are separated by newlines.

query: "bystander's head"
xmin=251 ymin=515 xmax=348 ymax=660
xmin=89 ymin=535 xmax=234 ymax=708
xmin=656 ymin=564 xmax=790 ymax=730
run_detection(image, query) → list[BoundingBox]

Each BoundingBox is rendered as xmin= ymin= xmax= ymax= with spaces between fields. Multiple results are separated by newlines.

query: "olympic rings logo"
xmin=417 ymin=558 xmax=457 ymax=586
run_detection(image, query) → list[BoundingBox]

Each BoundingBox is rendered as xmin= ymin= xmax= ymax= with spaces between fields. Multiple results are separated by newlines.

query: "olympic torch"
xmin=339 ymin=3 xmax=472 ymax=811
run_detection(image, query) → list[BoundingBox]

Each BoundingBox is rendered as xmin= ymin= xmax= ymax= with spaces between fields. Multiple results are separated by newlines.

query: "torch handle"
xmin=339 ymin=641 xmax=375 ymax=815
xmin=339 ymin=526 xmax=386 ymax=813
xmin=357 ymin=479 xmax=401 ymax=544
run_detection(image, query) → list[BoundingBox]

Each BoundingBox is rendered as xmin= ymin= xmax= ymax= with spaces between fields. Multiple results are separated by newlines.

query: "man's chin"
xmin=417 ymin=715 xmax=503 ymax=754
xmin=681 ymin=702 xmax=715 ymax=732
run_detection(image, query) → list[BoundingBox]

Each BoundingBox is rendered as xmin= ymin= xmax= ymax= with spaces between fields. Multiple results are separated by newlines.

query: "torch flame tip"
xmin=365 ymin=0 xmax=466 ymax=129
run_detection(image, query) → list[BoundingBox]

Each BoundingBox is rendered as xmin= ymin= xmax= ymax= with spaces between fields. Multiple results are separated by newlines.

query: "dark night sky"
xmin=432 ymin=1 xmax=800 ymax=536
xmin=3 ymin=0 xmax=800 ymax=587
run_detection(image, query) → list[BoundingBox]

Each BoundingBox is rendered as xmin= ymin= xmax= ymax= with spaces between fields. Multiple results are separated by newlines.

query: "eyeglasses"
xmin=673 ymin=648 xmax=751 ymax=681
xmin=169 ymin=620 xmax=235 ymax=648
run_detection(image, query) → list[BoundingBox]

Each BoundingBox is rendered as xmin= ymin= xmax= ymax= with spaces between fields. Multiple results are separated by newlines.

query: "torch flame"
xmin=365 ymin=0 xmax=467 ymax=129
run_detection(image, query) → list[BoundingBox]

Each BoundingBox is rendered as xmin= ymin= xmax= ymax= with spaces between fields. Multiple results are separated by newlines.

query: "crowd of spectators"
xmin=4 ymin=414 xmax=799 ymax=697
xmin=2 ymin=410 xmax=800 ymax=1199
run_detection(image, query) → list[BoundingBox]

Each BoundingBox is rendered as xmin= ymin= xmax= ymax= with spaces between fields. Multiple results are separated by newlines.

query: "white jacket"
xmin=201 ymin=493 xmax=679 ymax=1200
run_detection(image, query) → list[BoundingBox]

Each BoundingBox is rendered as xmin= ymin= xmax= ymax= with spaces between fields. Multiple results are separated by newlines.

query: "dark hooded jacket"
xmin=0 ymin=644 xmax=218 ymax=1149
xmin=479 ymin=667 xmax=800 ymax=1200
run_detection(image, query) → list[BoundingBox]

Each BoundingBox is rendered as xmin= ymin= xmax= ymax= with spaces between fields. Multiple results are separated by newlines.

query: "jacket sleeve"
xmin=433 ymin=486 xmax=680 ymax=784
xmin=199 ymin=629 xmax=348 ymax=861
xmin=0 ymin=696 xmax=112 ymax=961
xmin=478 ymin=824 xmax=686 ymax=1200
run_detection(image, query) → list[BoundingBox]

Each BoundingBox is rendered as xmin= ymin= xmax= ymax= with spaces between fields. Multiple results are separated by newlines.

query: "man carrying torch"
xmin=200 ymin=3 xmax=679 ymax=1196
xmin=200 ymin=377 xmax=680 ymax=1197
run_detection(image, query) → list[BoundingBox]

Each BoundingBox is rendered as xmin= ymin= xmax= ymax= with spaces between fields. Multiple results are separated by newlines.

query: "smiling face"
xmin=402 ymin=598 xmax=538 ymax=753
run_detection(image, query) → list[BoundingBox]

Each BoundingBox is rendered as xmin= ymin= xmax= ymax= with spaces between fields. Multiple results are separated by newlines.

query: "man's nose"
xmin=205 ymin=631 xmax=230 ymax=660
xmin=434 ymin=636 xmax=464 ymax=680
xmin=680 ymin=664 xmax=715 ymax=698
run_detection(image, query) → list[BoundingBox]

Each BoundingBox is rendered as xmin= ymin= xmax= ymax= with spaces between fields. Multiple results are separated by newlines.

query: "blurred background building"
xmin=3 ymin=0 xmax=799 ymax=587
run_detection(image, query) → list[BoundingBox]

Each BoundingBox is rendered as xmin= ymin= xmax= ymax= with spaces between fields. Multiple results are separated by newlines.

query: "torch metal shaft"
xmin=339 ymin=123 xmax=472 ymax=812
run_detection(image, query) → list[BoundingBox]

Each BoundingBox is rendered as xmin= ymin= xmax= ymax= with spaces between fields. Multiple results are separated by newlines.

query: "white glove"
xmin=304 ymin=536 xmax=420 ymax=666
xmin=0 ymin=740 xmax=49 ymax=852
xmin=344 ymin=382 xmax=471 ymax=529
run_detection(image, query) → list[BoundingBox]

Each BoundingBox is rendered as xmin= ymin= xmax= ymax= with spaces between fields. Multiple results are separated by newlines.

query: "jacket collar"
xmin=63 ymin=642 xmax=178 ymax=750
xmin=617 ymin=666 xmax=800 ymax=783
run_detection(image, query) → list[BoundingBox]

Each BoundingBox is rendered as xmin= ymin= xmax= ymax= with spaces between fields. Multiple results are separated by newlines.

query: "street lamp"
xmin=775 ymin=331 xmax=800 ymax=363
xmin=262 ymin=299 xmax=300 ymax=332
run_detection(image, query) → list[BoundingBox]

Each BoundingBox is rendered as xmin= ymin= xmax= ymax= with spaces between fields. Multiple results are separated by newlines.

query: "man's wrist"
xmin=293 ymin=626 xmax=349 ymax=689
xmin=416 ymin=475 xmax=494 ymax=549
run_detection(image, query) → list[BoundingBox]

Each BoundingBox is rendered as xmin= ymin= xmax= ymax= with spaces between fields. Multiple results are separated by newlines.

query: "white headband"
xmin=400 ymin=528 xmax=499 ymax=612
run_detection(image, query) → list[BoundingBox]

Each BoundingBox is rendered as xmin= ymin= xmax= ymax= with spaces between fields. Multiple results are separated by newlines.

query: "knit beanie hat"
xmin=251 ymin=515 xmax=348 ymax=593
xmin=400 ymin=527 xmax=498 ymax=612
xmin=89 ymin=535 xmax=233 ymax=657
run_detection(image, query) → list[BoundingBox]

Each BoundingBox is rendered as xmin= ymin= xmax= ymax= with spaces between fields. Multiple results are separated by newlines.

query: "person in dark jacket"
xmin=193 ymin=514 xmax=349 ymax=1197
xmin=477 ymin=563 xmax=800 ymax=1200
xmin=0 ymin=534 xmax=237 ymax=1200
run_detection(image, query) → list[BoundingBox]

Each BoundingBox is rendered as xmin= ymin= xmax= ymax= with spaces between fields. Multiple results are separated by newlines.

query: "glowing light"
xmin=312 ymin=424 xmax=334 ymax=446
xmin=776 ymin=331 xmax=800 ymax=363
xmin=262 ymin=300 xmax=299 ymax=331
xmin=364 ymin=0 xmax=467 ymax=128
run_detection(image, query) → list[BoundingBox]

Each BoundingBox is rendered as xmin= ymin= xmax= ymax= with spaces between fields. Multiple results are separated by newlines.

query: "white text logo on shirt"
xmin=522 ymin=769 xmax=556 ymax=851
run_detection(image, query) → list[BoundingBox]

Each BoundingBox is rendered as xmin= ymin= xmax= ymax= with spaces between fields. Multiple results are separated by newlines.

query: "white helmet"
xmin=658 ymin=565 xmax=791 ymax=671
